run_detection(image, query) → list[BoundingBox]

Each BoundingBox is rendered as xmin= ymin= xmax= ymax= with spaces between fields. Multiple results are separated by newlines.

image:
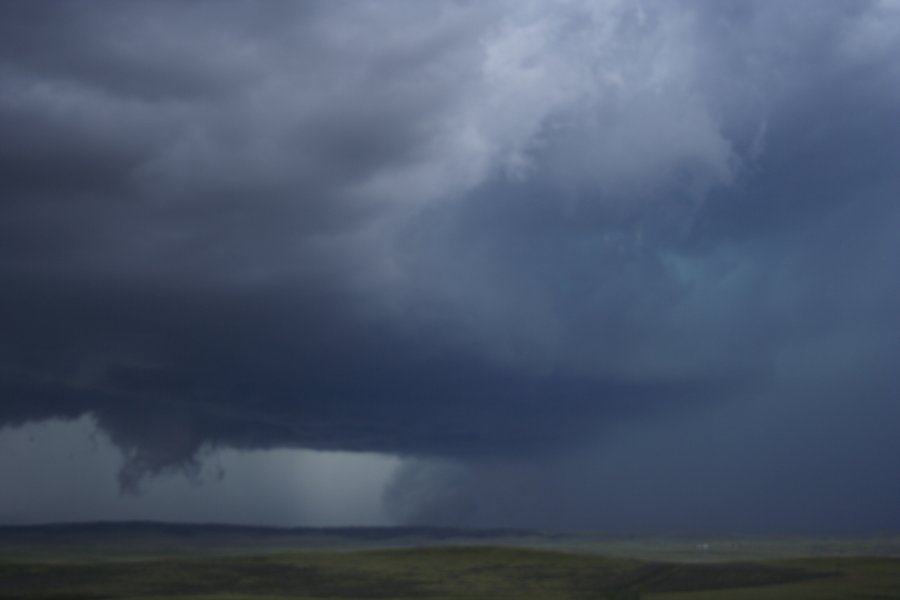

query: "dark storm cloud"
xmin=1 ymin=0 xmax=899 ymax=525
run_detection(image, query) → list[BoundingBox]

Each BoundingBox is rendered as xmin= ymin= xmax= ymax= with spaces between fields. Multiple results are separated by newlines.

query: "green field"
xmin=1 ymin=546 xmax=899 ymax=599
xmin=1 ymin=525 xmax=899 ymax=599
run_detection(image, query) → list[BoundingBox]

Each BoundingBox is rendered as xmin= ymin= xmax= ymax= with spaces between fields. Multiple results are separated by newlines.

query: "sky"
xmin=1 ymin=0 xmax=899 ymax=533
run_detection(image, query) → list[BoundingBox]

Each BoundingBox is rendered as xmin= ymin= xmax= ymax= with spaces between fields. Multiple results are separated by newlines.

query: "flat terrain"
xmin=0 ymin=524 xmax=898 ymax=599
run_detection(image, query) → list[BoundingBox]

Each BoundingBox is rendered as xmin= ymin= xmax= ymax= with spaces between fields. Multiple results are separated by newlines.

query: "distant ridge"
xmin=0 ymin=520 xmax=544 ymax=540
xmin=2 ymin=522 xmax=898 ymax=563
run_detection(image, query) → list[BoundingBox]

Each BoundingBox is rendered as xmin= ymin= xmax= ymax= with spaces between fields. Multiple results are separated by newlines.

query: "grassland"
xmin=0 ymin=524 xmax=898 ymax=599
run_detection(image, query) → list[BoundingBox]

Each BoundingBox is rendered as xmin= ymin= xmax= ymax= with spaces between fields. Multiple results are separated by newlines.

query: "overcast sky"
xmin=1 ymin=0 xmax=899 ymax=533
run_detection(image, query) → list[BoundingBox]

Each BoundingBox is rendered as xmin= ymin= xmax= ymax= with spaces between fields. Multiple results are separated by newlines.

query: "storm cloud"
xmin=1 ymin=1 xmax=899 ymax=529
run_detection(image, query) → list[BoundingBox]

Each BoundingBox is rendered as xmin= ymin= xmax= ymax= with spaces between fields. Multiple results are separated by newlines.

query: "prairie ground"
xmin=1 ymin=526 xmax=899 ymax=599
xmin=0 ymin=545 xmax=898 ymax=599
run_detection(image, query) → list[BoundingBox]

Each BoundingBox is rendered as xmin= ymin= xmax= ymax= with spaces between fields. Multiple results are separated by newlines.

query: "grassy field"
xmin=0 ymin=546 xmax=899 ymax=599
xmin=0 ymin=525 xmax=899 ymax=599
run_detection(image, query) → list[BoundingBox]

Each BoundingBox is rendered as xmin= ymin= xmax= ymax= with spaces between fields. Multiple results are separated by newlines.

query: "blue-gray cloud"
xmin=1 ymin=0 xmax=899 ymax=529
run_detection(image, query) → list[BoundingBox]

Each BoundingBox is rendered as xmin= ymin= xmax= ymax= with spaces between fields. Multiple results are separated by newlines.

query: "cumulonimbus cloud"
xmin=1 ymin=0 xmax=899 ymax=495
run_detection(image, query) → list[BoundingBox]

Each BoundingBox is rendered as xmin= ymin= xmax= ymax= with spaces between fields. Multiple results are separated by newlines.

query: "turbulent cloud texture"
xmin=1 ymin=1 xmax=899 ymax=528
